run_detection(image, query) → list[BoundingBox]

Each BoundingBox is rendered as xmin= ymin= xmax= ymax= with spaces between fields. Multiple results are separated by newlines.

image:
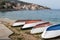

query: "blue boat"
xmin=41 ymin=24 xmax=60 ymax=39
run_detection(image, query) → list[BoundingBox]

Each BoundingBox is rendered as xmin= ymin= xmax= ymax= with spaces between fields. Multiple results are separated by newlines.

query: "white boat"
xmin=12 ymin=20 xmax=42 ymax=27
xmin=30 ymin=22 xmax=51 ymax=34
xmin=22 ymin=21 xmax=47 ymax=29
xmin=41 ymin=24 xmax=60 ymax=39
xmin=12 ymin=22 xmax=25 ymax=27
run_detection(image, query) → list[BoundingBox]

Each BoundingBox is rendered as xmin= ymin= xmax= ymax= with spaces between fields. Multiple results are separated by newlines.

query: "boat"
xmin=41 ymin=24 xmax=60 ymax=39
xmin=12 ymin=22 xmax=25 ymax=27
xmin=30 ymin=22 xmax=51 ymax=34
xmin=21 ymin=20 xmax=47 ymax=30
xmin=12 ymin=20 xmax=42 ymax=27
xmin=12 ymin=20 xmax=25 ymax=27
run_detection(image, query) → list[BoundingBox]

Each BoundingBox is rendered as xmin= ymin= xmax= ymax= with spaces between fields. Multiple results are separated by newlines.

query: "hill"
xmin=0 ymin=0 xmax=50 ymax=11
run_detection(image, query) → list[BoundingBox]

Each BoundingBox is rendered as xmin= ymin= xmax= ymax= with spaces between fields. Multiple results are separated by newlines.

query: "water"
xmin=0 ymin=9 xmax=60 ymax=23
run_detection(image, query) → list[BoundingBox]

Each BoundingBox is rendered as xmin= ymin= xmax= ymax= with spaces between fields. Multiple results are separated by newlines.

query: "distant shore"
xmin=0 ymin=1 xmax=50 ymax=11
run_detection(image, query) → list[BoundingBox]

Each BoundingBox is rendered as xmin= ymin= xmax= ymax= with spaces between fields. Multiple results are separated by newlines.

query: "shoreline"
xmin=0 ymin=18 xmax=60 ymax=40
xmin=0 ymin=9 xmax=51 ymax=12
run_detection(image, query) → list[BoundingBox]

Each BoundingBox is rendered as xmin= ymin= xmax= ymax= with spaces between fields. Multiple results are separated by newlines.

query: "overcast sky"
xmin=20 ymin=0 xmax=60 ymax=9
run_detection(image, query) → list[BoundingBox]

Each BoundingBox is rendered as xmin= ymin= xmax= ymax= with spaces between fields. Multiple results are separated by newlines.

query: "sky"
xmin=20 ymin=0 xmax=60 ymax=9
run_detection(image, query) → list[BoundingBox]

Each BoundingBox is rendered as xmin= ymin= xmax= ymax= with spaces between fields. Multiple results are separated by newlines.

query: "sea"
xmin=0 ymin=9 xmax=60 ymax=24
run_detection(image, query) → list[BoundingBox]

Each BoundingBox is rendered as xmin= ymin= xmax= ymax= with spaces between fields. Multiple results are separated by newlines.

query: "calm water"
xmin=0 ymin=9 xmax=60 ymax=23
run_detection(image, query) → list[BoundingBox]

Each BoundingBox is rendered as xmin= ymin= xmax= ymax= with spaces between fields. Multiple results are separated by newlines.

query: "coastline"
xmin=0 ymin=18 xmax=60 ymax=40
xmin=0 ymin=8 xmax=51 ymax=12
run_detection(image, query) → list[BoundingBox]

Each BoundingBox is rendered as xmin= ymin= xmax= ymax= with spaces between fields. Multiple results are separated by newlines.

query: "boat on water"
xmin=41 ymin=24 xmax=60 ymax=39
xmin=30 ymin=22 xmax=51 ymax=34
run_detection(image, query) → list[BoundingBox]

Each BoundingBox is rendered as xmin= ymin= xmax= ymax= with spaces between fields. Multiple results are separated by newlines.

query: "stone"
xmin=0 ymin=24 xmax=13 ymax=39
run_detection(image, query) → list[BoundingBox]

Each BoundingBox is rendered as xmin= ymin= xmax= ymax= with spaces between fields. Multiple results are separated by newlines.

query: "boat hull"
xmin=12 ymin=22 xmax=25 ymax=27
xmin=31 ymin=27 xmax=47 ymax=34
xmin=41 ymin=24 xmax=60 ymax=39
xmin=22 ymin=22 xmax=46 ymax=29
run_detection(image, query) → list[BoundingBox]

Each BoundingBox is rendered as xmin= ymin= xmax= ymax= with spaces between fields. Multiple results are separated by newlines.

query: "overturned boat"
xmin=21 ymin=20 xmax=47 ymax=30
xmin=12 ymin=22 xmax=25 ymax=27
xmin=12 ymin=20 xmax=42 ymax=27
xmin=41 ymin=24 xmax=60 ymax=39
xmin=12 ymin=20 xmax=25 ymax=27
xmin=30 ymin=22 xmax=51 ymax=34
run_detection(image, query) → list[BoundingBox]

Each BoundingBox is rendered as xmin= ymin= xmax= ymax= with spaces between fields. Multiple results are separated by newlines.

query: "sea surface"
xmin=0 ymin=9 xmax=60 ymax=24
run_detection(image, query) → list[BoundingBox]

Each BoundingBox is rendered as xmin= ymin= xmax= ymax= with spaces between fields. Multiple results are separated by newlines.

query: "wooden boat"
xmin=12 ymin=20 xmax=42 ymax=27
xmin=12 ymin=22 xmax=25 ymax=27
xmin=41 ymin=24 xmax=60 ymax=39
xmin=21 ymin=20 xmax=47 ymax=29
xmin=30 ymin=22 xmax=51 ymax=34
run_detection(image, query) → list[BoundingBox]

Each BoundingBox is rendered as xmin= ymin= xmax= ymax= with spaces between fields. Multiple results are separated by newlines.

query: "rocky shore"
xmin=0 ymin=1 xmax=50 ymax=11
xmin=0 ymin=18 xmax=60 ymax=40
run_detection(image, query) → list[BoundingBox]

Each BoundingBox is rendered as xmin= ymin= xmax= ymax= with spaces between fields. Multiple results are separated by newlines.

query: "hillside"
xmin=0 ymin=0 xmax=50 ymax=11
